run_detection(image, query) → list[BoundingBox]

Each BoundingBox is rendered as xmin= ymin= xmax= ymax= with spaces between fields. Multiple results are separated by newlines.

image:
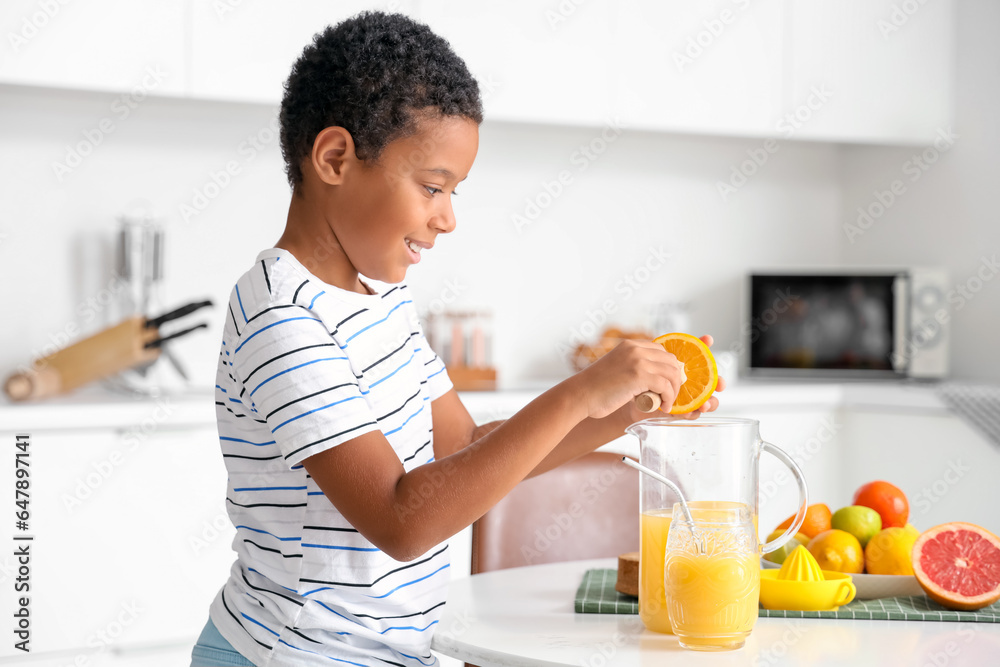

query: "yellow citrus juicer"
xmin=759 ymin=546 xmax=857 ymax=611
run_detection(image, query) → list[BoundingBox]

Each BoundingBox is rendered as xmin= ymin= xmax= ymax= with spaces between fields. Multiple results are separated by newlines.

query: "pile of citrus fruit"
xmin=765 ymin=480 xmax=1000 ymax=611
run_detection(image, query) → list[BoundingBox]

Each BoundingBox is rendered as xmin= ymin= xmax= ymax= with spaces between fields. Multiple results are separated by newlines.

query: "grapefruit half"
xmin=912 ymin=522 xmax=1000 ymax=611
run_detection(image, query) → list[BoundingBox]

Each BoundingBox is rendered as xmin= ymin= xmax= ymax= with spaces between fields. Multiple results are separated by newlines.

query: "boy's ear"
xmin=310 ymin=126 xmax=356 ymax=186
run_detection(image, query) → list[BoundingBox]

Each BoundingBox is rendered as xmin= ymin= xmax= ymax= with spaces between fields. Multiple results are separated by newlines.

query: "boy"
xmin=192 ymin=12 xmax=722 ymax=667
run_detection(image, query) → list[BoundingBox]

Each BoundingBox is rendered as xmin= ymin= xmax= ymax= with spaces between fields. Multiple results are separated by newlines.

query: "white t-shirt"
xmin=209 ymin=247 xmax=453 ymax=667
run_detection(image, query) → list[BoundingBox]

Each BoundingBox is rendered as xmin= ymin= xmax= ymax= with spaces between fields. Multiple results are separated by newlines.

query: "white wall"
xmin=838 ymin=0 xmax=1000 ymax=381
xmin=0 ymin=84 xmax=842 ymax=389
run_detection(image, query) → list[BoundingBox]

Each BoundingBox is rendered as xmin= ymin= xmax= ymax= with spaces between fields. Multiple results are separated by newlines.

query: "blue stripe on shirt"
xmin=234 ymin=315 xmax=324 ymax=355
xmin=249 ymin=356 xmax=349 ymax=397
xmin=235 ymin=525 xmax=302 ymax=541
xmin=271 ymin=394 xmax=364 ymax=432
xmin=383 ymin=404 xmax=425 ymax=436
xmin=342 ymin=300 xmax=411 ymax=347
xmin=308 ymin=290 xmax=326 ymax=309
xmin=236 ymin=285 xmax=248 ymax=323
xmin=302 ymin=543 xmax=380 ymax=552
xmin=367 ymin=563 xmax=450 ymax=599
xmin=233 ymin=485 xmax=307 ymax=492
xmin=369 ymin=351 xmax=416 ymax=389
xmin=220 ymin=436 xmax=276 ymax=446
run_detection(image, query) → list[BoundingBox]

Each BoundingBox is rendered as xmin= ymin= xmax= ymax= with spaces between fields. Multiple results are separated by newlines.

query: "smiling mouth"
xmin=406 ymin=239 xmax=422 ymax=255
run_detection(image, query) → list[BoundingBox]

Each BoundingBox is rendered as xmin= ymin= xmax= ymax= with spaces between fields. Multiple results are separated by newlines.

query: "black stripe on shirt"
xmin=241 ymin=568 xmax=303 ymax=607
xmin=298 ymin=545 xmax=447 ymax=589
xmin=264 ymin=382 xmax=360 ymax=421
xmin=377 ymin=390 xmax=421 ymax=422
xmin=362 ymin=334 xmax=416 ymax=373
xmin=245 ymin=303 xmax=315 ymax=328
xmin=229 ymin=304 xmax=241 ymax=336
xmin=292 ymin=280 xmax=308 ymax=305
xmin=217 ymin=402 xmax=268 ymax=424
xmin=283 ymin=421 xmax=378 ymax=460
xmin=227 ymin=497 xmax=307 ymax=510
xmin=222 ymin=452 xmax=282 ymax=461
xmin=221 ymin=588 xmax=270 ymax=649
xmin=243 ymin=342 xmax=339 ymax=385
xmin=401 ymin=440 xmax=431 ymax=464
xmin=244 ymin=539 xmax=302 ymax=558
xmin=354 ymin=600 xmax=447 ymax=623
xmin=288 ymin=627 xmax=322 ymax=644
xmin=302 ymin=525 xmax=359 ymax=533
xmin=336 ymin=308 xmax=367 ymax=328
xmin=261 ymin=260 xmax=271 ymax=293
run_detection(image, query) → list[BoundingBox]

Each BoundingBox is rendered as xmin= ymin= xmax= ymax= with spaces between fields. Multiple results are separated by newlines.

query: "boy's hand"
xmin=614 ymin=334 xmax=726 ymax=426
xmin=572 ymin=339 xmax=687 ymax=420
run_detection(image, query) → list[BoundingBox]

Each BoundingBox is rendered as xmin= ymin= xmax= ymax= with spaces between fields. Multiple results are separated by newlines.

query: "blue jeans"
xmin=190 ymin=616 xmax=257 ymax=667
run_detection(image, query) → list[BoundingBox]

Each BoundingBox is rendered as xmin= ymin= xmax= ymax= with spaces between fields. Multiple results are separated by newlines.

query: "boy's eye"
xmin=424 ymin=186 xmax=459 ymax=196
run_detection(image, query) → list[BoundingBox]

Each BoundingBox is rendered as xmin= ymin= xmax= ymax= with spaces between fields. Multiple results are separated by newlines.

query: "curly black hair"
xmin=279 ymin=11 xmax=483 ymax=190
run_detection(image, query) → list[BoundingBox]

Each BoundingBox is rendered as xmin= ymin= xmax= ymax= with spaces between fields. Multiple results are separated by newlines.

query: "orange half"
xmin=653 ymin=333 xmax=719 ymax=414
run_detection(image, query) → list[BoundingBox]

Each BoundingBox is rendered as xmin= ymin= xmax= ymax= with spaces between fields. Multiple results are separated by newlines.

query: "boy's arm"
xmin=301 ymin=340 xmax=686 ymax=562
xmin=429 ymin=336 xmax=724 ymax=479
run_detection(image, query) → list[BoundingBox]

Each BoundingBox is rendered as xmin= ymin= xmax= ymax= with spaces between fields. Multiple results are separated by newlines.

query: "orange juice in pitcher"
xmin=639 ymin=509 xmax=672 ymax=633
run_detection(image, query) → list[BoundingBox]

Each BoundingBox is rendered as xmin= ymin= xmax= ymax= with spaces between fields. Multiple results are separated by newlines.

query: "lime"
xmin=762 ymin=529 xmax=811 ymax=565
xmin=831 ymin=505 xmax=882 ymax=548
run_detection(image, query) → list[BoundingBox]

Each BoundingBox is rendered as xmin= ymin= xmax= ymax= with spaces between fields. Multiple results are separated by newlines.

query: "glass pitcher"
xmin=627 ymin=417 xmax=808 ymax=635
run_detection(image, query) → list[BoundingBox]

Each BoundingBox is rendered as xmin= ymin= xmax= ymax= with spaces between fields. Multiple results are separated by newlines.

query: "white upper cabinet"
xmin=418 ymin=0 xmax=616 ymax=128
xmin=0 ymin=0 xmax=185 ymax=96
xmin=786 ymin=0 xmax=954 ymax=144
xmin=0 ymin=0 xmax=954 ymax=144
xmin=611 ymin=0 xmax=785 ymax=138
xmin=187 ymin=1 xmax=408 ymax=105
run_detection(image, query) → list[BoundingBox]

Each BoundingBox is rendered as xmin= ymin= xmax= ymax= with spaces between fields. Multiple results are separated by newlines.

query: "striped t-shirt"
xmin=208 ymin=247 xmax=453 ymax=667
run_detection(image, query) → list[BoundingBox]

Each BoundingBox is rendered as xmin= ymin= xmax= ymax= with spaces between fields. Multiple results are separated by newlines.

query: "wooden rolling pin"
xmin=4 ymin=300 xmax=211 ymax=402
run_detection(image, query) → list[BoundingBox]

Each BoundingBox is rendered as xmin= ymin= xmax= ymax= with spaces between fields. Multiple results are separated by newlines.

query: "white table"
xmin=432 ymin=559 xmax=1000 ymax=667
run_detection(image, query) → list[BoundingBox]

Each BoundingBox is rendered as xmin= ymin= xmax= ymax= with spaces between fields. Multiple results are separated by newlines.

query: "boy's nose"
xmin=430 ymin=200 xmax=457 ymax=234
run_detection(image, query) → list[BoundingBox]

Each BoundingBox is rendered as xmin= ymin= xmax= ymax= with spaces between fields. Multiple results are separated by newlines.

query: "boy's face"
xmin=330 ymin=114 xmax=479 ymax=285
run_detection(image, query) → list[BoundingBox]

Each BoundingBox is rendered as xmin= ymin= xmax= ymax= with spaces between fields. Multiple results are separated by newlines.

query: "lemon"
xmin=762 ymin=530 xmax=811 ymax=565
xmin=807 ymin=529 xmax=865 ymax=574
xmin=865 ymin=527 xmax=918 ymax=575
xmin=831 ymin=505 xmax=882 ymax=548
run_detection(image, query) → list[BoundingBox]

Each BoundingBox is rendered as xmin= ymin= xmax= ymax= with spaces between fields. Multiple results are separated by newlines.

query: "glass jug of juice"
xmin=629 ymin=417 xmax=808 ymax=635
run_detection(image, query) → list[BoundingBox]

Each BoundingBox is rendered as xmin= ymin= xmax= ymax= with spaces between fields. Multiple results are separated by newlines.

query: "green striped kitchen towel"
xmin=574 ymin=569 xmax=1000 ymax=622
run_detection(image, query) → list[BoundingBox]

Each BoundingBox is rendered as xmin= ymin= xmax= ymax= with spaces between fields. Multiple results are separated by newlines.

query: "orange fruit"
xmin=807 ymin=529 xmax=865 ymax=574
xmin=652 ymin=333 xmax=718 ymax=414
xmin=776 ymin=503 xmax=833 ymax=539
xmin=865 ymin=527 xmax=918 ymax=575
xmin=852 ymin=480 xmax=909 ymax=528
xmin=912 ymin=522 xmax=1000 ymax=611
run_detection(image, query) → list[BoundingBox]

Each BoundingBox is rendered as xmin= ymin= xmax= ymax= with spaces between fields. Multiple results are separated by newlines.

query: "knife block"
xmin=4 ymin=316 xmax=160 ymax=401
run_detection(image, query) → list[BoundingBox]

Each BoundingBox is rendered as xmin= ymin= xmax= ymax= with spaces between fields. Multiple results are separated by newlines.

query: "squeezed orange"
xmin=639 ymin=509 xmax=673 ymax=634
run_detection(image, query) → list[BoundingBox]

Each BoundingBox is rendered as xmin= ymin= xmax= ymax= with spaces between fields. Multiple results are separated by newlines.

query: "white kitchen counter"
xmin=0 ymin=378 xmax=950 ymax=432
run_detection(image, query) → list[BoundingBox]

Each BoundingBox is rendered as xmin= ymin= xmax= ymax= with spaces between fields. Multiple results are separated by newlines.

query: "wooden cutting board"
xmin=616 ymin=552 xmax=639 ymax=598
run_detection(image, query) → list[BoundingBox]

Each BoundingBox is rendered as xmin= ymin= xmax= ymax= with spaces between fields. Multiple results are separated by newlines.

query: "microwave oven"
xmin=744 ymin=268 xmax=949 ymax=379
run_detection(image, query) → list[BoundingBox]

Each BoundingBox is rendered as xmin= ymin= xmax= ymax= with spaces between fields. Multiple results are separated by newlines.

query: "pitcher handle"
xmin=760 ymin=441 xmax=809 ymax=555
